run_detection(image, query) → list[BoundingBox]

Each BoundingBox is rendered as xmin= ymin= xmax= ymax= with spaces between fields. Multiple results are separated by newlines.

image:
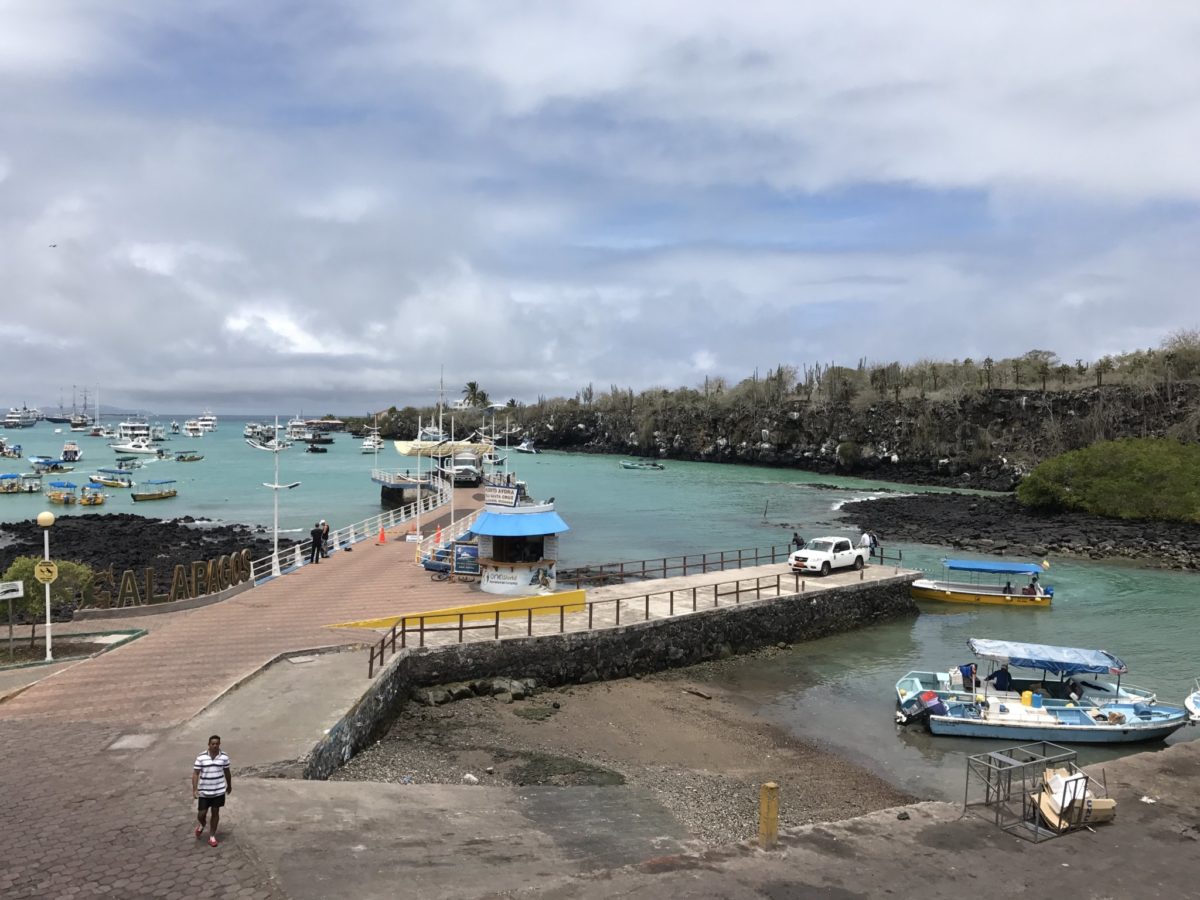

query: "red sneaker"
xmin=208 ymin=836 xmax=218 ymax=847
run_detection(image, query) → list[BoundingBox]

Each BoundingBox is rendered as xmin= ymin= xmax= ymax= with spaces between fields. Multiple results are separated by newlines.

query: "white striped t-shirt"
xmin=194 ymin=751 xmax=231 ymax=797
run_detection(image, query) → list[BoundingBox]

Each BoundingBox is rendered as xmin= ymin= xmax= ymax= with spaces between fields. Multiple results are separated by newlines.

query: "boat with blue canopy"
xmin=131 ymin=479 xmax=177 ymax=502
xmin=45 ymin=480 xmax=78 ymax=505
xmin=90 ymin=468 xmax=134 ymax=488
xmin=895 ymin=638 xmax=1189 ymax=744
xmin=910 ymin=558 xmax=1053 ymax=608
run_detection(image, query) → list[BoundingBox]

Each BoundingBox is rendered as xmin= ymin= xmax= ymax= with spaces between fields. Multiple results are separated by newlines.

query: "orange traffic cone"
xmin=434 ymin=526 xmax=443 ymax=545
xmin=377 ymin=526 xmax=387 ymax=545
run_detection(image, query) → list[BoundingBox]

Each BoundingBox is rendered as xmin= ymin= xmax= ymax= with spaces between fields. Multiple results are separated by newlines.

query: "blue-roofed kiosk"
xmin=472 ymin=485 xmax=570 ymax=595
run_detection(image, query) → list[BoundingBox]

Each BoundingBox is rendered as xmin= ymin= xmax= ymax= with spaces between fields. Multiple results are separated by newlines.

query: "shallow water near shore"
xmin=3 ymin=418 xmax=1196 ymax=788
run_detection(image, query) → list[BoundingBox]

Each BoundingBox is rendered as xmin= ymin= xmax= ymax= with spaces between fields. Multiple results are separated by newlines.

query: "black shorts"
xmin=198 ymin=794 xmax=226 ymax=811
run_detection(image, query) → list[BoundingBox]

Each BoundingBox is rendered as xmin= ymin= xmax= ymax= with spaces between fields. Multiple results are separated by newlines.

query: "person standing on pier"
xmin=320 ymin=519 xmax=330 ymax=558
xmin=309 ymin=522 xmax=324 ymax=564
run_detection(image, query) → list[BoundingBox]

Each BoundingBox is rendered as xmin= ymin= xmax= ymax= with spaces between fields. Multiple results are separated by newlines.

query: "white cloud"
xmin=0 ymin=1 xmax=1198 ymax=411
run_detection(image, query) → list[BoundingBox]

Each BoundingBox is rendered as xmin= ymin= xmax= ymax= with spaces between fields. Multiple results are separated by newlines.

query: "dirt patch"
xmin=334 ymin=670 xmax=913 ymax=846
xmin=1 ymin=638 xmax=111 ymax=666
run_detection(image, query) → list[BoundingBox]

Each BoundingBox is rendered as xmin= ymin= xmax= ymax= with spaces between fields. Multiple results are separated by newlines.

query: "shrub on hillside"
xmin=1017 ymin=438 xmax=1200 ymax=522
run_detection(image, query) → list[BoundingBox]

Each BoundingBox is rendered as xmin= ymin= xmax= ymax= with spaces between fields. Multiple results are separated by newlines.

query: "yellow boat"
xmin=910 ymin=558 xmax=1053 ymax=608
xmin=45 ymin=480 xmax=78 ymax=505
xmin=79 ymin=485 xmax=107 ymax=506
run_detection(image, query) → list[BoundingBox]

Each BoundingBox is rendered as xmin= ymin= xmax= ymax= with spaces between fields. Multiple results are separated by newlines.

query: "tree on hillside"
xmin=1093 ymin=357 xmax=1115 ymax=387
xmin=982 ymin=357 xmax=994 ymax=390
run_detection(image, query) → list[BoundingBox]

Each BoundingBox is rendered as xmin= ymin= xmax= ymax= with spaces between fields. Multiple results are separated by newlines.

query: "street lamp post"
xmin=37 ymin=510 xmax=54 ymax=661
xmin=248 ymin=416 xmax=299 ymax=576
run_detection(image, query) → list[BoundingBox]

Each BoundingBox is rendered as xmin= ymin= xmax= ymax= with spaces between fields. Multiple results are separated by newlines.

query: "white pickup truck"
xmin=788 ymin=536 xmax=867 ymax=576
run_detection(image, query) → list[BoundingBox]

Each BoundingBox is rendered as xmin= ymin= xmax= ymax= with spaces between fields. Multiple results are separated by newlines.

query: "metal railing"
xmin=249 ymin=481 xmax=452 ymax=582
xmin=556 ymin=545 xmax=792 ymax=587
xmin=416 ymin=507 xmax=483 ymax=561
xmin=366 ymin=567 xmax=867 ymax=677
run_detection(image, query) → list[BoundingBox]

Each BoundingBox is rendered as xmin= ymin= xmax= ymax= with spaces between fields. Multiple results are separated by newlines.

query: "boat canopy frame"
xmin=968 ymin=638 xmax=1127 ymax=678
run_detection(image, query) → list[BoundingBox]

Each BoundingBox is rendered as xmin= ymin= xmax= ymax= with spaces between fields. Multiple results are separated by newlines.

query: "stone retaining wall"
xmin=303 ymin=574 xmax=919 ymax=780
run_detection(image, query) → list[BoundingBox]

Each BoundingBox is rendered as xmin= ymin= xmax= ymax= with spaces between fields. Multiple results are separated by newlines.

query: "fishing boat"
xmin=305 ymin=444 xmax=328 ymax=453
xmin=61 ymin=440 xmax=83 ymax=463
xmin=90 ymin=468 xmax=134 ymax=488
xmin=513 ymin=439 xmax=539 ymax=454
xmin=895 ymin=638 xmax=1190 ymax=744
xmin=175 ymin=450 xmax=204 ymax=462
xmin=910 ymin=558 xmax=1053 ymax=608
xmin=79 ymin=485 xmax=107 ymax=506
xmin=0 ymin=473 xmax=22 ymax=494
xmin=131 ymin=479 xmax=177 ymax=502
xmin=620 ymin=459 xmax=664 ymax=470
xmin=113 ymin=455 xmax=142 ymax=471
xmin=45 ymin=480 xmax=78 ymax=505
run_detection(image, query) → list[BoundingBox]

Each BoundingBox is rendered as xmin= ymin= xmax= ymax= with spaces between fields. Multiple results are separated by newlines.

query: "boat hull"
xmin=927 ymin=714 xmax=1187 ymax=743
xmin=911 ymin=580 xmax=1051 ymax=608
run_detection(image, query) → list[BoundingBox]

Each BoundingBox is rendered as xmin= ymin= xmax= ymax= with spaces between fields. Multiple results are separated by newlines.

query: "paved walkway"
xmin=0 ymin=491 xmax=486 ymax=898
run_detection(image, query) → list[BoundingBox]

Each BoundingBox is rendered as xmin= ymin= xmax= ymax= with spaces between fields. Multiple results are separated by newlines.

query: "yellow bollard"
xmin=759 ymin=782 xmax=779 ymax=849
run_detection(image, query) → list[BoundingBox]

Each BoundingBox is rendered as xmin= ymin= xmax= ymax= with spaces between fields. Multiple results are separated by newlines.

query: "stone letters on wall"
xmin=89 ymin=548 xmax=255 ymax=609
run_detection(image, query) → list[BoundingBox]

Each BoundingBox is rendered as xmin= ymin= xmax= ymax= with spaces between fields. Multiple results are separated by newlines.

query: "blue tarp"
xmin=944 ymin=559 xmax=1043 ymax=575
xmin=472 ymin=509 xmax=570 ymax=536
xmin=968 ymin=638 xmax=1127 ymax=676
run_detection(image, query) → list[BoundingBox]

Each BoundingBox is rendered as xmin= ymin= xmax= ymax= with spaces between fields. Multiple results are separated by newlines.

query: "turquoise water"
xmin=4 ymin=420 xmax=1196 ymax=793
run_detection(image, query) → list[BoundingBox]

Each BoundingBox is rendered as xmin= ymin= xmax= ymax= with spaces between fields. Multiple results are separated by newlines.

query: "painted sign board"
xmin=34 ymin=561 xmax=59 ymax=584
xmin=484 ymin=485 xmax=519 ymax=507
xmin=0 ymin=580 xmax=24 ymax=599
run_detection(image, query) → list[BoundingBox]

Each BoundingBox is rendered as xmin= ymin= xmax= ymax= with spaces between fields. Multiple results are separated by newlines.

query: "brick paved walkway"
xmin=0 ymin=493 xmax=482 ymax=897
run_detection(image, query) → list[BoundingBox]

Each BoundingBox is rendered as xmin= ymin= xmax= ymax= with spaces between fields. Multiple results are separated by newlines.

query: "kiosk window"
xmin=492 ymin=535 xmax=545 ymax=563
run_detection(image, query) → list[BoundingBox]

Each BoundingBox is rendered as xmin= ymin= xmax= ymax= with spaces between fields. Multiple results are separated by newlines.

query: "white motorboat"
xmin=197 ymin=411 xmax=218 ymax=432
xmin=182 ymin=420 xmax=204 ymax=438
xmin=1186 ymin=678 xmax=1200 ymax=723
xmin=61 ymin=440 xmax=83 ymax=463
xmin=108 ymin=438 xmax=160 ymax=455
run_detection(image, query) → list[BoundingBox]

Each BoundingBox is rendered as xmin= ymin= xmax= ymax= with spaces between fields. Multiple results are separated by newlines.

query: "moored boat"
xmin=108 ymin=438 xmax=160 ymax=455
xmin=896 ymin=638 xmax=1189 ymax=744
xmin=910 ymin=558 xmax=1053 ymax=608
xmin=45 ymin=480 xmax=78 ymax=505
xmin=61 ymin=440 xmax=83 ymax=462
xmin=90 ymin=468 xmax=134 ymax=488
xmin=175 ymin=450 xmax=204 ymax=462
xmin=513 ymin=439 xmax=539 ymax=454
xmin=0 ymin=473 xmax=23 ymax=494
xmin=1186 ymin=679 xmax=1200 ymax=724
xmin=131 ymin=479 xmax=177 ymax=502
xmin=620 ymin=459 xmax=664 ymax=470
xmin=79 ymin=485 xmax=107 ymax=506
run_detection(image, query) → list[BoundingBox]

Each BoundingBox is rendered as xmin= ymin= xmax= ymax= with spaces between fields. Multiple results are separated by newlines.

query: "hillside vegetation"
xmin=1017 ymin=438 xmax=1200 ymax=523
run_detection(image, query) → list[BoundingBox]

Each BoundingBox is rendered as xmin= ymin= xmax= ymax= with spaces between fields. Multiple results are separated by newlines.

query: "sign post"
xmin=1 ymin=580 xmax=24 ymax=661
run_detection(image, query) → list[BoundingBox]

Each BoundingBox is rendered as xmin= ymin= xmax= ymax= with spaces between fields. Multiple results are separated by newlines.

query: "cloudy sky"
xmin=3 ymin=2 xmax=1198 ymax=415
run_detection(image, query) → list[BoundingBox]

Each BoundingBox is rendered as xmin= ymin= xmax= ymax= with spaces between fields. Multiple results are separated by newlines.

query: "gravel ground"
xmin=334 ymin=659 xmax=913 ymax=847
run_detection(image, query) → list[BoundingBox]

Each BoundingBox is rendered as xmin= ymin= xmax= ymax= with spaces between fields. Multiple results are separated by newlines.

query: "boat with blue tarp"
xmin=45 ymin=480 xmax=78 ymax=505
xmin=896 ymin=638 xmax=1190 ymax=744
xmin=910 ymin=558 xmax=1053 ymax=607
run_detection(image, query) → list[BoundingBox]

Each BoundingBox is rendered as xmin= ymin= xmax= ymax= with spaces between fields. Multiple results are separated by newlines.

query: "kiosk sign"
xmin=484 ymin=485 xmax=518 ymax=507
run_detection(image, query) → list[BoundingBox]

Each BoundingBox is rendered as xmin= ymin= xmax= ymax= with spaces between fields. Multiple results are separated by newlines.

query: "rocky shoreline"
xmin=844 ymin=492 xmax=1200 ymax=571
xmin=0 ymin=513 xmax=293 ymax=592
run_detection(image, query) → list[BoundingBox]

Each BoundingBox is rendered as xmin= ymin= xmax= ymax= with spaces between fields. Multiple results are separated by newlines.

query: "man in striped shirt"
xmin=192 ymin=735 xmax=232 ymax=847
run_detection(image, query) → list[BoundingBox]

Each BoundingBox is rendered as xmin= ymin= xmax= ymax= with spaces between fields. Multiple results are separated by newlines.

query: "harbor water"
xmin=2 ymin=419 xmax=1196 ymax=798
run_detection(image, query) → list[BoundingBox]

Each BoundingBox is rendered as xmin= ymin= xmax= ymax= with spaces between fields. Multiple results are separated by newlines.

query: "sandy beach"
xmin=334 ymin=653 xmax=914 ymax=847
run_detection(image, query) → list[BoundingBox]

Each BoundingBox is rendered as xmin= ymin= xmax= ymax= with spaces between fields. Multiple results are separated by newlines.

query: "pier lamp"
xmin=248 ymin=416 xmax=300 ymax=576
xmin=37 ymin=510 xmax=54 ymax=661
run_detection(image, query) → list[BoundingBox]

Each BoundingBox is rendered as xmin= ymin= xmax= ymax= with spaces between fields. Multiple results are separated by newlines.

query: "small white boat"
xmin=1186 ymin=678 xmax=1200 ymax=723
xmin=361 ymin=432 xmax=384 ymax=453
xmin=61 ymin=440 xmax=83 ymax=463
xmin=513 ymin=439 xmax=539 ymax=454
xmin=620 ymin=459 xmax=664 ymax=470
xmin=182 ymin=420 xmax=204 ymax=437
